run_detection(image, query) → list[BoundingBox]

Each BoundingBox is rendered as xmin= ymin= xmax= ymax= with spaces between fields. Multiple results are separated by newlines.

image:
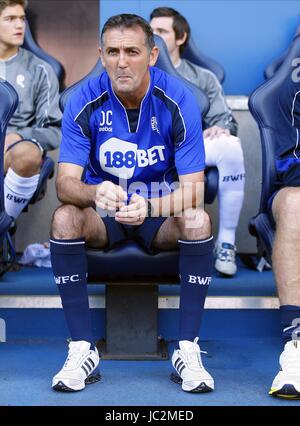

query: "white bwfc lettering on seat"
xmin=99 ymin=137 xmax=166 ymax=179
xmin=188 ymin=275 xmax=211 ymax=285
xmin=55 ymin=274 xmax=80 ymax=285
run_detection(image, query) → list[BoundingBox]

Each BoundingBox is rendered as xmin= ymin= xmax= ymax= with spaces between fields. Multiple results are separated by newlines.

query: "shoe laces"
xmin=186 ymin=338 xmax=207 ymax=371
xmin=64 ymin=344 xmax=90 ymax=369
xmin=281 ymin=340 xmax=300 ymax=373
xmin=215 ymin=243 xmax=236 ymax=262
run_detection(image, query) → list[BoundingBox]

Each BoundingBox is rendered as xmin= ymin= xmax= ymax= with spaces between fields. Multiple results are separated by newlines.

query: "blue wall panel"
xmin=100 ymin=0 xmax=300 ymax=95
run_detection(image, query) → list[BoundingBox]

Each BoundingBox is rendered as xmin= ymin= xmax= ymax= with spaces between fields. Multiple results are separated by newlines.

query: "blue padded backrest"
xmin=264 ymin=27 xmax=300 ymax=80
xmin=182 ymin=35 xmax=225 ymax=83
xmin=0 ymin=79 xmax=18 ymax=137
xmin=0 ymin=79 xmax=18 ymax=222
xmin=59 ymin=60 xmax=104 ymax=112
xmin=154 ymin=34 xmax=210 ymax=117
xmin=249 ymin=34 xmax=300 ymax=212
xmin=264 ymin=50 xmax=287 ymax=80
xmin=23 ymin=20 xmax=65 ymax=89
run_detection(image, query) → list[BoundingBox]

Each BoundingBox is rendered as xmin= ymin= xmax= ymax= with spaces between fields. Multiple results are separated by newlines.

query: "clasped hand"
xmin=95 ymin=181 xmax=147 ymax=225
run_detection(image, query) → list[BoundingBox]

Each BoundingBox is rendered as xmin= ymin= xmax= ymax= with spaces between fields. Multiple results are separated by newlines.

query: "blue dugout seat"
xmin=264 ymin=27 xmax=300 ymax=80
xmin=0 ymin=80 xmax=18 ymax=276
xmin=182 ymin=35 xmax=225 ymax=83
xmin=264 ymin=50 xmax=288 ymax=80
xmin=248 ymin=33 xmax=300 ymax=265
xmin=59 ymin=34 xmax=217 ymax=359
xmin=23 ymin=19 xmax=65 ymax=90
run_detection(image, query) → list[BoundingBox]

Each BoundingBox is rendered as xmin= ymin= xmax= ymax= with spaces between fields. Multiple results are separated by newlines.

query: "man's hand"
xmin=4 ymin=133 xmax=22 ymax=152
xmin=95 ymin=181 xmax=127 ymax=212
xmin=115 ymin=193 xmax=147 ymax=225
xmin=203 ymin=126 xmax=230 ymax=140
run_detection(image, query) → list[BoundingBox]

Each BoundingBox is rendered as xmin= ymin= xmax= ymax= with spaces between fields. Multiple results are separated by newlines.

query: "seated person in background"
xmin=150 ymin=7 xmax=245 ymax=277
xmin=50 ymin=14 xmax=215 ymax=394
xmin=268 ymin=69 xmax=300 ymax=399
xmin=0 ymin=0 xmax=61 ymax=223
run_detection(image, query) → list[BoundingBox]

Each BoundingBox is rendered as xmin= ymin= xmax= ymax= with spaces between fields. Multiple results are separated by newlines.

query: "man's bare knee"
xmin=273 ymin=188 xmax=300 ymax=229
xmin=51 ymin=205 xmax=85 ymax=239
xmin=175 ymin=209 xmax=211 ymax=240
xmin=8 ymin=142 xmax=42 ymax=176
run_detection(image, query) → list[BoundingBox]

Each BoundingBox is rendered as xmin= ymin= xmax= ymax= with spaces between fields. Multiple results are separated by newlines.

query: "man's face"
xmin=0 ymin=5 xmax=25 ymax=49
xmin=99 ymin=25 xmax=158 ymax=100
xmin=150 ymin=16 xmax=177 ymax=57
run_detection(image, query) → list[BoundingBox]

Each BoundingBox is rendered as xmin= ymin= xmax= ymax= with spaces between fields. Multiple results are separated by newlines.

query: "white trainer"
xmin=269 ymin=340 xmax=300 ymax=399
xmin=171 ymin=338 xmax=214 ymax=393
xmin=214 ymin=242 xmax=237 ymax=276
xmin=52 ymin=340 xmax=101 ymax=392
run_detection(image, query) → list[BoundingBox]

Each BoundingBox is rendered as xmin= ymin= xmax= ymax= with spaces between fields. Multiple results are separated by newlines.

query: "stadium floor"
xmin=0 ymin=337 xmax=300 ymax=406
xmin=0 ymin=260 xmax=297 ymax=407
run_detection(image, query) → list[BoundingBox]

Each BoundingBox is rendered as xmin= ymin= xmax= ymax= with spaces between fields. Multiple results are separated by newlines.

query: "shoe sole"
xmin=170 ymin=372 xmax=214 ymax=393
xmin=269 ymin=384 xmax=300 ymax=399
xmin=52 ymin=372 xmax=101 ymax=392
xmin=215 ymin=262 xmax=236 ymax=277
xmin=216 ymin=270 xmax=235 ymax=278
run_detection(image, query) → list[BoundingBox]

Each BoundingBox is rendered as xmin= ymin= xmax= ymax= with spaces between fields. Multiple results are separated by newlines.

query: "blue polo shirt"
xmin=59 ymin=66 xmax=205 ymax=198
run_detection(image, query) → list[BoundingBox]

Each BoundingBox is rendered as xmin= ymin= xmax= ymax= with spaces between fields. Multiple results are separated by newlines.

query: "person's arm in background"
xmin=16 ymin=63 xmax=62 ymax=151
xmin=202 ymin=69 xmax=238 ymax=137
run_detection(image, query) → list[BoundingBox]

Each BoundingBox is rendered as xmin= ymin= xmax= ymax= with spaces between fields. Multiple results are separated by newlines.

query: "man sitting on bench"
xmin=50 ymin=13 xmax=214 ymax=394
xmin=267 ymin=59 xmax=300 ymax=400
xmin=0 ymin=0 xmax=61 ymax=223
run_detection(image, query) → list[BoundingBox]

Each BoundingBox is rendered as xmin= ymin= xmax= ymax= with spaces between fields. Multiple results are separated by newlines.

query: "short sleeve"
xmin=175 ymin=88 xmax=205 ymax=175
xmin=58 ymin=88 xmax=91 ymax=167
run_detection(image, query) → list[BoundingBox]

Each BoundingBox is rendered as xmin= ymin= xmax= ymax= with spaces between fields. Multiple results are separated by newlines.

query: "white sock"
xmin=204 ymin=135 xmax=245 ymax=246
xmin=4 ymin=168 xmax=40 ymax=220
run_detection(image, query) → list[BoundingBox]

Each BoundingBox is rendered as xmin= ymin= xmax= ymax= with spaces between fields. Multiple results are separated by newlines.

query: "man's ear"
xmin=99 ymin=47 xmax=105 ymax=68
xmin=149 ymin=46 xmax=159 ymax=66
xmin=176 ymin=32 xmax=188 ymax=49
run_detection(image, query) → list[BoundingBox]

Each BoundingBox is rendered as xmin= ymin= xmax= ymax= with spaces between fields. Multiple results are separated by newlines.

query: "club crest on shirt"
xmin=16 ymin=74 xmax=25 ymax=88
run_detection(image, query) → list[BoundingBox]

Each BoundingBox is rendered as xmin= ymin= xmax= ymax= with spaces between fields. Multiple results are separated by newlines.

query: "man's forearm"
xmin=56 ymin=176 xmax=98 ymax=208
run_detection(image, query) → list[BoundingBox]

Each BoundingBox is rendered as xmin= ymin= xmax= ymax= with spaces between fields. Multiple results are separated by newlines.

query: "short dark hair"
xmin=0 ymin=0 xmax=27 ymax=15
xmin=150 ymin=7 xmax=190 ymax=54
xmin=101 ymin=14 xmax=155 ymax=51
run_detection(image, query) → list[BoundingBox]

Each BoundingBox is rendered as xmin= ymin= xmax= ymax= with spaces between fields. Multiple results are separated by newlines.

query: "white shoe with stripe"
xmin=214 ymin=242 xmax=237 ymax=276
xmin=269 ymin=339 xmax=300 ymax=399
xmin=171 ymin=338 xmax=214 ymax=393
xmin=52 ymin=341 xmax=101 ymax=392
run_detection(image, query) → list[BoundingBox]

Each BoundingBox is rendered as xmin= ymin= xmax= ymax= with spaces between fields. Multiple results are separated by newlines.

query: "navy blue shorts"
xmin=102 ymin=216 xmax=167 ymax=254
